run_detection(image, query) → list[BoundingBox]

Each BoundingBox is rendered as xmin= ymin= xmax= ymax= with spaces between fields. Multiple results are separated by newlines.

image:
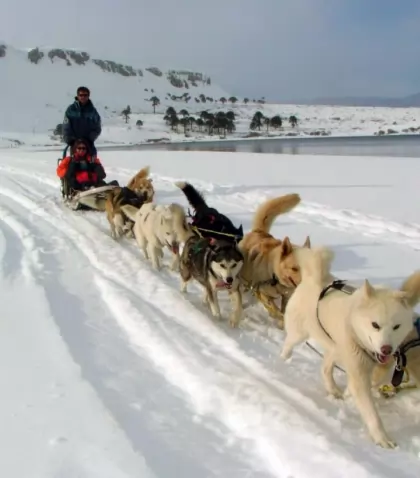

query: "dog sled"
xmin=57 ymin=146 xmax=120 ymax=211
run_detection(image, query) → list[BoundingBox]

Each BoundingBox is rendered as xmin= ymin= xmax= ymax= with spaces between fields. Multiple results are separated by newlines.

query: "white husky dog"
xmin=121 ymin=202 xmax=194 ymax=271
xmin=280 ymin=246 xmax=420 ymax=449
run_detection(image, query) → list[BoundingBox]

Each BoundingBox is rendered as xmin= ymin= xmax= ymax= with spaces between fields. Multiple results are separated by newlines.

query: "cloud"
xmin=1 ymin=0 xmax=420 ymax=100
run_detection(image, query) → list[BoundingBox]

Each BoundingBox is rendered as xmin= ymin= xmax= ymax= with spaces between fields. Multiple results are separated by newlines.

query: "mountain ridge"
xmin=0 ymin=42 xmax=230 ymax=134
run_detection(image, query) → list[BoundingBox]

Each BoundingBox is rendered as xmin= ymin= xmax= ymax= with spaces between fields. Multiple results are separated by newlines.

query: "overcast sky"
xmin=1 ymin=0 xmax=420 ymax=101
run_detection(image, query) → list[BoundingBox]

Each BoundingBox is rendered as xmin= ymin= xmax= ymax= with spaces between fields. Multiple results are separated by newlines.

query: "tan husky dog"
xmin=238 ymin=193 xmax=310 ymax=327
xmin=103 ymin=166 xmax=155 ymax=239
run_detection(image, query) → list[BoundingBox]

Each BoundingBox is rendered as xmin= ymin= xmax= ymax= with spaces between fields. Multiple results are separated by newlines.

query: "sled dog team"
xmin=98 ymin=166 xmax=420 ymax=450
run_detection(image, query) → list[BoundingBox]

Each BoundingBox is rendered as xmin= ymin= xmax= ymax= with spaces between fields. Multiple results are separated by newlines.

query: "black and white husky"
xmin=179 ymin=235 xmax=244 ymax=327
xmin=175 ymin=181 xmax=243 ymax=242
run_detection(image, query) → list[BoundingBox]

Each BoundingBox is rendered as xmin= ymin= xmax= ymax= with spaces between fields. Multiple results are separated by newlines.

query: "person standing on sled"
xmin=56 ymin=139 xmax=107 ymax=192
xmin=62 ymin=86 xmax=101 ymax=157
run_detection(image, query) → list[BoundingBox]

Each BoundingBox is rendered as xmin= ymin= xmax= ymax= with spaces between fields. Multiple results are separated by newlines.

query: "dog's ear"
xmin=391 ymin=290 xmax=410 ymax=306
xmin=237 ymin=224 xmax=244 ymax=236
xmin=280 ymin=236 xmax=293 ymax=256
xmin=361 ymin=279 xmax=376 ymax=299
xmin=303 ymin=236 xmax=311 ymax=248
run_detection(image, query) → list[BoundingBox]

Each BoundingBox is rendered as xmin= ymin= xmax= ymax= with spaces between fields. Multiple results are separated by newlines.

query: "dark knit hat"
xmin=77 ymin=86 xmax=90 ymax=95
xmin=72 ymin=138 xmax=89 ymax=154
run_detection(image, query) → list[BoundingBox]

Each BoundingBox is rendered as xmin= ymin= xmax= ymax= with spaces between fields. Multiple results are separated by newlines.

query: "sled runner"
xmin=62 ymin=183 xmax=119 ymax=211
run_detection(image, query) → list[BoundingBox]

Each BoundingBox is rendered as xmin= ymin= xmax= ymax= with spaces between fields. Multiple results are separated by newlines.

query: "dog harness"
xmin=187 ymin=209 xmax=243 ymax=244
xmin=316 ymin=279 xmax=356 ymax=340
xmin=391 ymin=315 xmax=420 ymax=387
xmin=119 ymin=187 xmax=146 ymax=207
xmin=316 ymin=279 xmax=382 ymax=364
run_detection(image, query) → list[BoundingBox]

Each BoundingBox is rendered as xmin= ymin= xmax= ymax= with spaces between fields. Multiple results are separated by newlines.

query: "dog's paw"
xmin=328 ymin=388 xmax=344 ymax=400
xmin=280 ymin=348 xmax=293 ymax=361
xmin=375 ymin=435 xmax=397 ymax=449
xmin=229 ymin=314 xmax=240 ymax=328
xmin=211 ymin=311 xmax=222 ymax=320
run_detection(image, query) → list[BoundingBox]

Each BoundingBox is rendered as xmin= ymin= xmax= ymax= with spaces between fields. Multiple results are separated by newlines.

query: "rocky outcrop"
xmin=28 ymin=47 xmax=44 ymax=64
xmin=23 ymin=46 xmax=212 ymax=87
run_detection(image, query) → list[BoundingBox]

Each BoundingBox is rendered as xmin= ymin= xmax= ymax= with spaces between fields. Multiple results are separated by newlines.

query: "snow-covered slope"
xmin=0 ymin=43 xmax=229 ymax=134
xmin=0 ymin=148 xmax=419 ymax=477
xmin=2 ymin=43 xmax=420 ymax=148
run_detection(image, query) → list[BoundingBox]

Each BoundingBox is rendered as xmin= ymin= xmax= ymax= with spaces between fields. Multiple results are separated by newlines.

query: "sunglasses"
xmin=78 ymin=93 xmax=89 ymax=97
xmin=76 ymin=146 xmax=87 ymax=151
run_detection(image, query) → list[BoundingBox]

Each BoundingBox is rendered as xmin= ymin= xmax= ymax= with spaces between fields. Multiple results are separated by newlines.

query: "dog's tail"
xmin=175 ymin=181 xmax=207 ymax=211
xmin=252 ymin=193 xmax=301 ymax=233
xmin=127 ymin=166 xmax=150 ymax=189
xmin=168 ymin=203 xmax=195 ymax=242
xmin=120 ymin=204 xmax=139 ymax=222
xmin=294 ymin=246 xmax=335 ymax=287
xmin=400 ymin=270 xmax=420 ymax=308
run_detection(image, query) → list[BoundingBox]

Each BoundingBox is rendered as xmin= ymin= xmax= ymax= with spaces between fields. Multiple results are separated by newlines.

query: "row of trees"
xmin=163 ymin=107 xmax=236 ymax=136
xmin=141 ymin=95 xmax=265 ymax=112
xmin=249 ymin=111 xmax=298 ymax=131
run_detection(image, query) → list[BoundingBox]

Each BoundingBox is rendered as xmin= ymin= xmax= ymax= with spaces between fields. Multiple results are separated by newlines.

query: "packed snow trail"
xmin=0 ymin=151 xmax=419 ymax=478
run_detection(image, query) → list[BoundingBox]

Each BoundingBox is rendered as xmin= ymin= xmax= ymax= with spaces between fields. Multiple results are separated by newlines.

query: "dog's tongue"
xmin=376 ymin=353 xmax=391 ymax=364
xmin=216 ymin=280 xmax=231 ymax=289
xmin=171 ymin=244 xmax=179 ymax=254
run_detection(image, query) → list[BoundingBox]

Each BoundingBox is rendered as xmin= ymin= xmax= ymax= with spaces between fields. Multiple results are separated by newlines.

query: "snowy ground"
xmin=0 ymin=149 xmax=419 ymax=477
xmin=2 ymin=102 xmax=420 ymax=150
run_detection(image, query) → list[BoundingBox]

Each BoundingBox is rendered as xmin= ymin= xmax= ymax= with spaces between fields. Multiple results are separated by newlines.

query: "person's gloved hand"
xmin=65 ymin=160 xmax=76 ymax=179
xmin=93 ymin=163 xmax=106 ymax=180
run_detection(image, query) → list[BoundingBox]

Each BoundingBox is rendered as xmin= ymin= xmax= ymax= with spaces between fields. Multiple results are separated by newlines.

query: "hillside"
xmin=0 ymin=43 xmax=230 ymax=134
xmin=2 ymin=42 xmax=420 ymax=148
xmin=296 ymin=93 xmax=420 ymax=108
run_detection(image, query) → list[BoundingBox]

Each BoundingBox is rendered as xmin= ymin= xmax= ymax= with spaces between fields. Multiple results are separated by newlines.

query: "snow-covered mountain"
xmin=0 ymin=43 xmax=230 ymax=134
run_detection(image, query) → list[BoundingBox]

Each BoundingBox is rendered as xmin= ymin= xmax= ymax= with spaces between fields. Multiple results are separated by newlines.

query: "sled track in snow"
xmin=209 ymin=189 xmax=420 ymax=252
xmin=0 ymin=163 xmax=419 ymax=477
xmin=2 ymin=164 xmax=420 ymax=252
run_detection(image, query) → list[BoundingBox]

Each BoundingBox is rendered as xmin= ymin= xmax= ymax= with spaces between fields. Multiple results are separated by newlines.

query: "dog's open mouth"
xmin=167 ymin=242 xmax=179 ymax=254
xmin=216 ymin=280 xmax=232 ymax=289
xmin=289 ymin=277 xmax=297 ymax=287
xmin=375 ymin=353 xmax=392 ymax=364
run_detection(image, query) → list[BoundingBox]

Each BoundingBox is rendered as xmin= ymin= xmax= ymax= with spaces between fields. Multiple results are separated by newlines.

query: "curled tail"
xmin=252 ymin=193 xmax=301 ymax=233
xmin=120 ymin=204 xmax=140 ymax=222
xmin=294 ymin=246 xmax=335 ymax=287
xmin=400 ymin=270 xmax=420 ymax=308
xmin=175 ymin=181 xmax=208 ymax=212
xmin=127 ymin=166 xmax=150 ymax=189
